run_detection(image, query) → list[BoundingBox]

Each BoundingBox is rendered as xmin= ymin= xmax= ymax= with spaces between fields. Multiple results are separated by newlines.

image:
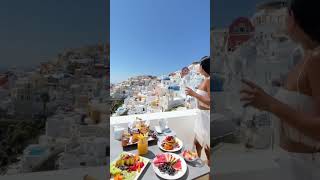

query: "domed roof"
xmin=230 ymin=17 xmax=252 ymax=25
xmin=229 ymin=17 xmax=254 ymax=34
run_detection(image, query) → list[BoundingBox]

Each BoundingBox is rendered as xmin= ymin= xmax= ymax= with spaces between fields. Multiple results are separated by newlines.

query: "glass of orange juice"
xmin=138 ymin=134 xmax=148 ymax=155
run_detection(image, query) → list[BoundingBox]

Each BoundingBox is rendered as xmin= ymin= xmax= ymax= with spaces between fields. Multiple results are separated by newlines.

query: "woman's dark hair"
xmin=200 ymin=56 xmax=210 ymax=75
xmin=289 ymin=0 xmax=320 ymax=43
xmin=181 ymin=67 xmax=189 ymax=72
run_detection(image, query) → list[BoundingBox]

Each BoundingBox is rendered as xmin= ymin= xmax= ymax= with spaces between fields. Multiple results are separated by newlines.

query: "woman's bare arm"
xmin=207 ymin=78 xmax=211 ymax=99
xmin=193 ymin=79 xmax=210 ymax=106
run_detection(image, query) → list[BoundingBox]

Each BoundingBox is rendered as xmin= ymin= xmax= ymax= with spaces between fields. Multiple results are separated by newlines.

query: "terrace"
xmin=110 ymin=109 xmax=210 ymax=179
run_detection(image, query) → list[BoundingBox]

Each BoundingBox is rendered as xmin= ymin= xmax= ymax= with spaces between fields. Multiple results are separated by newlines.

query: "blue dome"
xmin=168 ymin=85 xmax=180 ymax=91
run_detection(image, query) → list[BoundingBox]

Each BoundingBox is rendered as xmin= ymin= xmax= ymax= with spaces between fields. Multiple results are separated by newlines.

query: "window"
xmin=262 ymin=16 xmax=266 ymax=24
xmin=258 ymin=17 xmax=261 ymax=24
xmin=239 ymin=27 xmax=245 ymax=33
xmin=265 ymin=15 xmax=269 ymax=24
xmin=237 ymin=23 xmax=248 ymax=33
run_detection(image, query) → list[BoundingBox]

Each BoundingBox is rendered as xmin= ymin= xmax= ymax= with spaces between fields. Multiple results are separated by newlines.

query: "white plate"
xmin=152 ymin=153 xmax=187 ymax=180
xmin=158 ymin=137 xmax=183 ymax=152
xmin=110 ymin=152 xmax=149 ymax=180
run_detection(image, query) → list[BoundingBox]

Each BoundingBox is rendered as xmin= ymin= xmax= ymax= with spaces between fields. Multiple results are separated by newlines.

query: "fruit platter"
xmin=122 ymin=118 xmax=157 ymax=147
xmin=158 ymin=136 xmax=183 ymax=152
xmin=152 ymin=153 xmax=187 ymax=179
xmin=110 ymin=152 xmax=149 ymax=180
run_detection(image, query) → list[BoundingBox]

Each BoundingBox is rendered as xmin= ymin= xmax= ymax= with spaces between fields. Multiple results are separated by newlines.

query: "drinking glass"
xmin=244 ymin=125 xmax=254 ymax=152
xmin=113 ymin=126 xmax=125 ymax=140
xmin=138 ymin=135 xmax=148 ymax=155
xmin=159 ymin=119 xmax=168 ymax=131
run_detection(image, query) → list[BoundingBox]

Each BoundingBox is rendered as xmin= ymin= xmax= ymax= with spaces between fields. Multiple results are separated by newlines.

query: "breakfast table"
xmin=110 ymin=124 xmax=210 ymax=180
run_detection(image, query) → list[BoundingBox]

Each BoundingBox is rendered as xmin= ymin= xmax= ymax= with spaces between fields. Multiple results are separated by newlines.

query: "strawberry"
xmin=129 ymin=165 xmax=136 ymax=171
xmin=165 ymin=136 xmax=174 ymax=141
xmin=139 ymin=161 xmax=144 ymax=168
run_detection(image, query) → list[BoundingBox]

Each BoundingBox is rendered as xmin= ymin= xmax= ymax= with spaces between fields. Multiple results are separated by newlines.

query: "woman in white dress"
xmin=240 ymin=0 xmax=320 ymax=179
xmin=185 ymin=56 xmax=210 ymax=165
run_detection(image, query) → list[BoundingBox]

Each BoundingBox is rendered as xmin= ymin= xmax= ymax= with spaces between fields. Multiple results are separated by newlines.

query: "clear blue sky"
xmin=110 ymin=0 xmax=210 ymax=83
xmin=212 ymin=0 xmax=264 ymax=28
xmin=0 ymin=0 xmax=108 ymax=69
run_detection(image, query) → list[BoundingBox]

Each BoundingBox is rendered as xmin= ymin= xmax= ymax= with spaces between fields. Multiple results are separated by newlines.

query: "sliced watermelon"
xmin=172 ymin=160 xmax=182 ymax=171
xmin=153 ymin=154 xmax=166 ymax=166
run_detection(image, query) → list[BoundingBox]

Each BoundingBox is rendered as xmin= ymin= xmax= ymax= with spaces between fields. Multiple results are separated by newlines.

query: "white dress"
xmin=273 ymin=88 xmax=320 ymax=180
xmin=194 ymin=89 xmax=210 ymax=148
